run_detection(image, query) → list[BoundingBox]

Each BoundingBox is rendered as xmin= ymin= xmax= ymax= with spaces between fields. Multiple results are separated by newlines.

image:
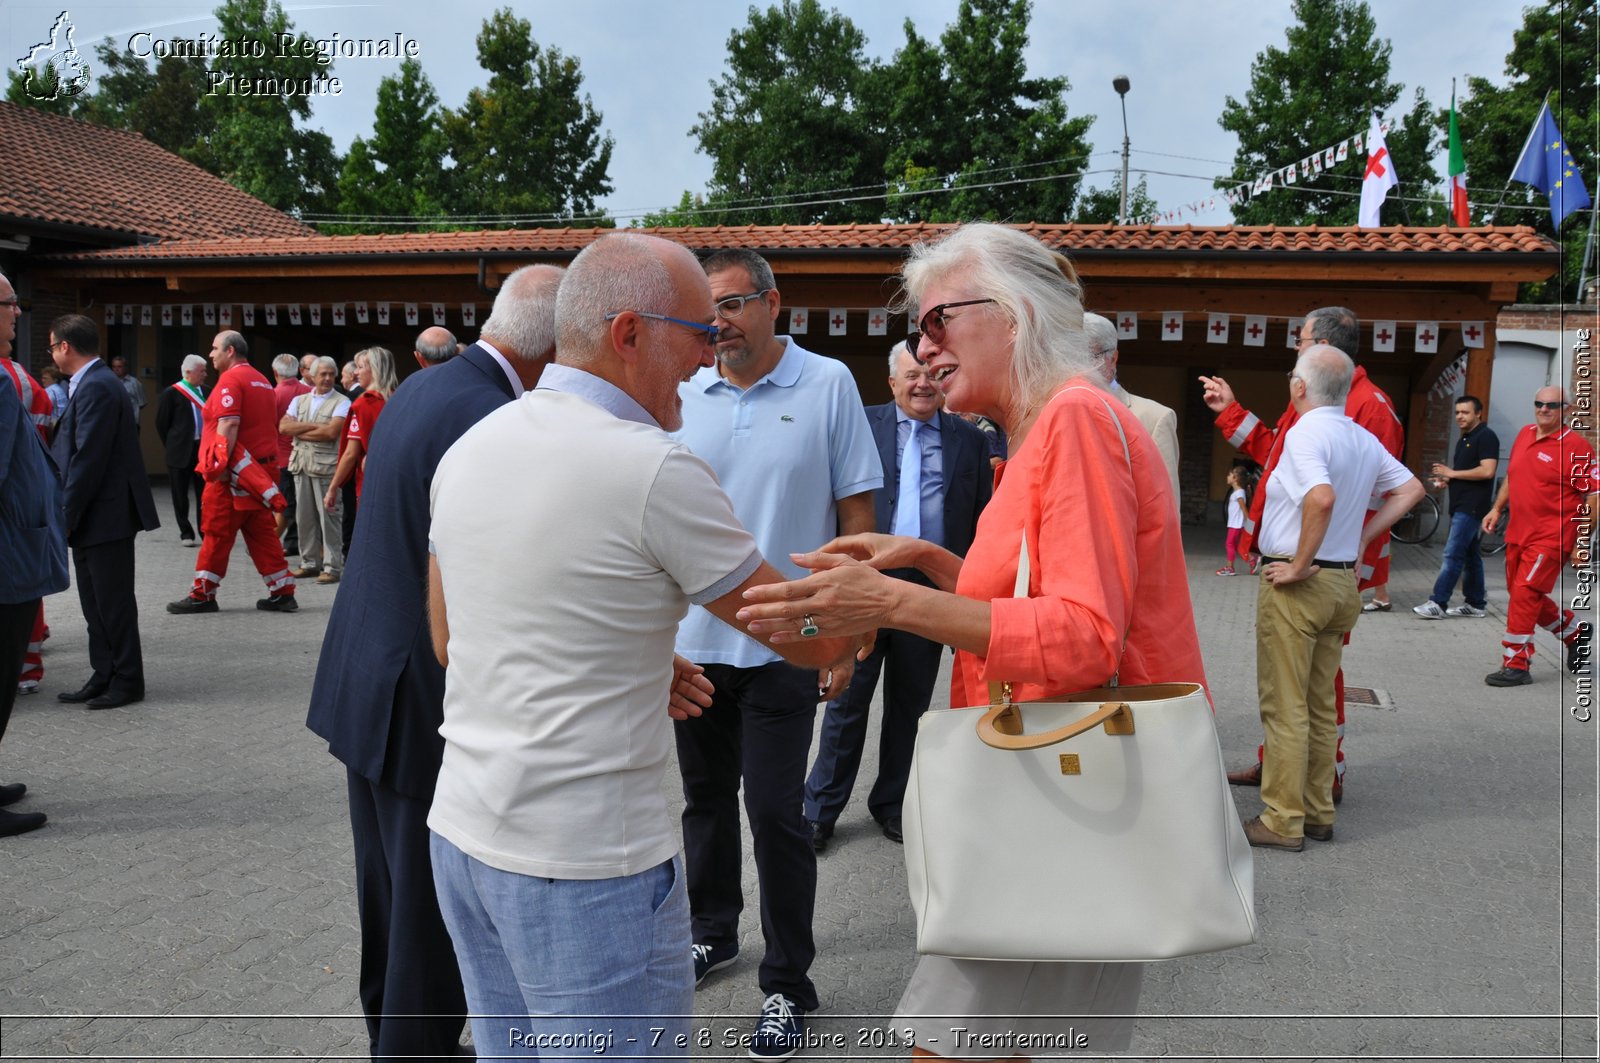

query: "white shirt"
xmin=427 ymin=371 xmax=762 ymax=879
xmin=1226 ymin=488 xmax=1246 ymax=530
xmin=286 ymin=390 xmax=351 ymax=421
xmin=1258 ymin=406 xmax=1412 ymax=561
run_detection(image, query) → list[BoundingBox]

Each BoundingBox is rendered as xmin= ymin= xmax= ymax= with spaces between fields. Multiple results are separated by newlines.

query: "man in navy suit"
xmin=48 ymin=314 xmax=160 ymax=710
xmin=305 ymin=265 xmax=563 ymax=1062
xmin=804 ymin=340 xmax=992 ymax=849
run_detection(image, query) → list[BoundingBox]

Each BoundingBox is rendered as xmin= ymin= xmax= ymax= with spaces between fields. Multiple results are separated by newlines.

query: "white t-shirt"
xmin=1226 ymin=488 xmax=1246 ymax=530
xmin=1258 ymin=406 xmax=1412 ymax=561
xmin=427 ymin=383 xmax=762 ymax=879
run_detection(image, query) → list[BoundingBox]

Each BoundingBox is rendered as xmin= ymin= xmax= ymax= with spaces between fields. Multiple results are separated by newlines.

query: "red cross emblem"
xmin=831 ymin=314 xmax=845 ymax=329
xmin=871 ymin=314 xmax=884 ymax=329
xmin=1247 ymin=322 xmax=1263 ymax=339
xmin=1119 ymin=317 xmax=1135 ymax=332
xmin=1464 ymin=324 xmax=1481 ymax=341
xmin=1165 ymin=317 xmax=1181 ymax=334
xmin=1365 ymin=147 xmax=1390 ymax=180
xmin=1375 ymin=327 xmax=1393 ymax=345
xmin=1418 ymin=328 xmax=1435 ymax=345
xmin=1210 ymin=319 xmax=1227 ymax=337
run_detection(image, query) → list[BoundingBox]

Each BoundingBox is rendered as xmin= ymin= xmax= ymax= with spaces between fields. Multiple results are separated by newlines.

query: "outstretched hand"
xmin=737 ymin=552 xmax=901 ymax=644
xmin=1197 ymin=375 xmax=1236 ymax=414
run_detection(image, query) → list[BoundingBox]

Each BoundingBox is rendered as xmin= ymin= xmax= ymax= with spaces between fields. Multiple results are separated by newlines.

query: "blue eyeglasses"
xmin=604 ymin=310 xmax=719 ymax=345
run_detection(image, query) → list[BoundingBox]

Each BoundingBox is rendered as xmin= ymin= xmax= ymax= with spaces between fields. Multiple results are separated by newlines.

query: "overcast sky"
xmin=3 ymin=0 xmax=1532 ymax=225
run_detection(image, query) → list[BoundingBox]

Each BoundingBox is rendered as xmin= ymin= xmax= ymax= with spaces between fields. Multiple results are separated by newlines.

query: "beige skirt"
xmin=893 ymin=957 xmax=1143 ymax=1059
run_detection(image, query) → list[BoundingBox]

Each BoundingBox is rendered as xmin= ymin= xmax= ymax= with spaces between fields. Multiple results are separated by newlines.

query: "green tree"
xmin=1073 ymin=175 xmax=1159 ymax=224
xmin=883 ymin=0 xmax=1093 ymax=223
xmin=1457 ymin=1 xmax=1595 ymax=299
xmin=328 ymin=59 xmax=450 ymax=231
xmin=442 ymin=8 xmax=614 ymax=225
xmin=690 ymin=0 xmax=887 ymax=225
xmin=635 ymin=191 xmax=725 ymax=228
xmin=1217 ymin=0 xmax=1438 ymax=226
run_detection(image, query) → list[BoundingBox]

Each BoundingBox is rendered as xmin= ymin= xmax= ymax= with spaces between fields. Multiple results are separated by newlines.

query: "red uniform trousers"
xmin=191 ymin=481 xmax=295 ymax=600
xmin=18 ymin=604 xmax=46 ymax=686
xmin=1501 ymin=542 xmax=1583 ymax=671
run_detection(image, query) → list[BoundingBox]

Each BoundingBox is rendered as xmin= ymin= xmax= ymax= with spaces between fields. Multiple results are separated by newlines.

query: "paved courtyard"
xmin=1 ymin=498 xmax=1595 ymax=1061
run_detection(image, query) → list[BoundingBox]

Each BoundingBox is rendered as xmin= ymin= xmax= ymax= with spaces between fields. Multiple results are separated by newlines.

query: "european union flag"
xmin=1511 ymin=101 xmax=1592 ymax=228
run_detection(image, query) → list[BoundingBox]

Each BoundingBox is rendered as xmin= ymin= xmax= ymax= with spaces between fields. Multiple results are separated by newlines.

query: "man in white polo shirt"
xmin=1244 ymin=344 xmax=1421 ymax=853
xmin=425 ymin=233 xmax=858 ymax=1059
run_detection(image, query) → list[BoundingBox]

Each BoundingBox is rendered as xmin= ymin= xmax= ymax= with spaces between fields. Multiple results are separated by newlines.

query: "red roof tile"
xmin=39 ymin=221 xmax=1558 ymax=264
xmin=0 ymin=102 xmax=313 ymax=242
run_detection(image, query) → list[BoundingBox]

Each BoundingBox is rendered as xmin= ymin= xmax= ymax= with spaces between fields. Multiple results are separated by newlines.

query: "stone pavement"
xmin=0 ymin=502 xmax=1595 ymax=1061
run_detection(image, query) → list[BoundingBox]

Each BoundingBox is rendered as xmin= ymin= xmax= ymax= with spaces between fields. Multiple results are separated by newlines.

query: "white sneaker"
xmin=1446 ymin=604 xmax=1487 ymax=618
xmin=1412 ymin=600 xmax=1446 ymax=619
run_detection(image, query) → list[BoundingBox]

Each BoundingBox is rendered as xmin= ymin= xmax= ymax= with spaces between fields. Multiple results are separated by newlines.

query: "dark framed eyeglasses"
xmin=712 ymin=289 xmax=771 ymax=320
xmin=1533 ymin=400 xmax=1567 ymax=410
xmin=604 ymin=310 xmax=719 ymax=345
xmin=907 ymin=299 xmax=997 ymax=360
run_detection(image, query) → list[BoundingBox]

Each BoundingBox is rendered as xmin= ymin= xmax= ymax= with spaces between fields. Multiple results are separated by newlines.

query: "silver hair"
xmin=480 ymin=265 xmax=565 ymax=361
xmin=271 ymin=353 xmax=300 ymax=379
xmin=555 ymin=234 xmax=679 ymax=365
xmin=217 ymin=330 xmax=248 ymax=358
xmin=356 ymin=345 xmax=400 ymax=398
xmin=1295 ymin=344 xmax=1354 ymax=407
xmin=181 ymin=354 xmax=207 ymax=374
xmin=895 ymin=224 xmax=1098 ymax=418
xmin=314 ymin=355 xmax=337 ymax=375
xmin=886 ymin=339 xmax=914 ymax=375
xmin=415 ymin=328 xmax=459 ymax=365
xmin=1081 ymin=312 xmax=1119 ymax=384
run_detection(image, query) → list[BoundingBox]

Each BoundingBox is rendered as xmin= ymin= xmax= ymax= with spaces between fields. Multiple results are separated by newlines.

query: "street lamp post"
xmin=1113 ymin=75 xmax=1131 ymax=225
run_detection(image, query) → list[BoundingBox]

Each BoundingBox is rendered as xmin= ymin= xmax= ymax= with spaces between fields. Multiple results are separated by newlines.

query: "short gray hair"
xmin=1304 ymin=306 xmax=1360 ymax=358
xmin=415 ymin=327 xmax=459 ymax=365
xmin=480 ymin=265 xmax=565 ymax=361
xmin=1081 ymin=312 xmax=1119 ymax=384
xmin=217 ymin=330 xmax=248 ymax=358
xmin=896 ymin=224 xmax=1096 ymax=416
xmin=700 ymin=248 xmax=776 ymax=293
xmin=555 ymin=234 xmax=678 ymax=366
xmin=271 ymin=353 xmax=300 ymax=379
xmin=181 ymin=354 xmax=207 ymax=374
xmin=314 ymin=355 xmax=337 ymax=375
xmin=886 ymin=339 xmax=914 ymax=375
xmin=1295 ymin=344 xmax=1354 ymax=407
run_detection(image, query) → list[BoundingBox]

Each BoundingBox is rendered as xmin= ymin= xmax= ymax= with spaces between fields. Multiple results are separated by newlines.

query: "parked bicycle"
xmin=1390 ymin=490 xmax=1442 ymax=545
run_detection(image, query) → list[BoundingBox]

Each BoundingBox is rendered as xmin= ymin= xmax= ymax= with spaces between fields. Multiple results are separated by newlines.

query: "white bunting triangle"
xmin=1160 ymin=311 xmax=1184 ymax=342
xmin=1371 ymin=320 xmax=1397 ymax=353
xmin=867 ymin=308 xmax=887 ymax=336
xmin=1285 ymin=317 xmax=1304 ymax=348
xmin=432 ymin=303 xmax=446 ymax=326
xmin=121 ymin=304 xmax=133 ymax=325
xmin=242 ymin=305 xmax=255 ymax=327
xmin=1115 ymin=313 xmax=1137 ymax=340
xmin=462 ymin=303 xmax=476 ymax=327
xmin=404 ymin=303 xmax=419 ymax=327
xmin=1414 ymin=321 xmax=1439 ymax=354
xmin=1460 ymin=322 xmax=1485 ymax=348
xmin=140 ymin=305 xmax=153 ymax=327
xmin=1242 ymin=315 xmax=1267 ymax=347
xmin=355 ymin=303 xmax=369 ymax=325
xmin=828 ymin=308 xmax=847 ymax=336
xmin=181 ymin=305 xmax=193 ymax=326
xmin=1206 ymin=313 xmax=1230 ymax=345
xmin=377 ymin=304 xmax=390 ymax=326
xmin=265 ymin=305 xmax=278 ymax=326
xmin=308 ymin=305 xmax=321 ymax=326
xmin=218 ymin=305 xmax=231 ymax=326
xmin=788 ymin=308 xmax=808 ymax=335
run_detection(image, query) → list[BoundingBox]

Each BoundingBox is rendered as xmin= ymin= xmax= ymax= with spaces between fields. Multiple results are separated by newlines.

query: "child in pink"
xmin=1218 ymin=466 xmax=1255 ymax=575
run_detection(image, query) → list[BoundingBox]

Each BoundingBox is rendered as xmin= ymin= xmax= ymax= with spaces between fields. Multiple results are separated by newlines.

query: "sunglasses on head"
xmin=907 ymin=299 xmax=996 ymax=360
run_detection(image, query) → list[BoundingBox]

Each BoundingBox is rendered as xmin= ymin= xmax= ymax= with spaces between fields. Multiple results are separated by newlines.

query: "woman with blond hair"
xmin=324 ymin=346 xmax=398 ymax=516
xmin=739 ymin=223 xmax=1208 ymax=1058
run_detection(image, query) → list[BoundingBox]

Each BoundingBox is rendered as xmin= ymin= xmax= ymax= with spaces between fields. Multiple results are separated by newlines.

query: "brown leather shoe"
xmin=315 ymin=571 xmax=340 ymax=584
xmin=1242 ymin=816 xmax=1302 ymax=851
xmin=292 ymin=566 xmax=320 ymax=579
xmin=1226 ymin=761 xmax=1263 ymax=786
xmin=1303 ymin=822 xmax=1333 ymax=841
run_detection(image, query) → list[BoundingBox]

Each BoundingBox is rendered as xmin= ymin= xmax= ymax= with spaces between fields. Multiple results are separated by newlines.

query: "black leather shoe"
xmin=167 ymin=595 xmax=219 ymax=614
xmin=808 ymin=820 xmax=833 ymax=853
xmin=86 ymin=690 xmax=144 ymax=710
xmin=1485 ymin=666 xmax=1533 ymax=687
xmin=57 ymin=682 xmax=108 ymax=703
xmin=879 ymin=816 xmax=903 ymax=844
xmin=0 ymin=783 xmax=26 ymax=807
xmin=256 ymin=595 xmax=299 ymax=613
xmin=0 ymin=808 xmax=47 ymax=837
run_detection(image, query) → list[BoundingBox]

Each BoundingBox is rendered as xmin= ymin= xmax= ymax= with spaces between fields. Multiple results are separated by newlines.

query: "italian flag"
xmin=1447 ymin=89 xmax=1469 ymax=226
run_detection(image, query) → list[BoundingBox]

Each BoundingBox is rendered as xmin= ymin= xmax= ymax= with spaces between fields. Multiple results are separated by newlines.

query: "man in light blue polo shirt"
xmin=672 ymin=248 xmax=882 ymax=1058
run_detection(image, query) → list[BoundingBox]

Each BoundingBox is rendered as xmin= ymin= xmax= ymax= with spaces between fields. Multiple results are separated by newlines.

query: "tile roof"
xmin=40 ymin=221 xmax=1558 ymax=264
xmin=0 ymin=102 xmax=313 ymax=242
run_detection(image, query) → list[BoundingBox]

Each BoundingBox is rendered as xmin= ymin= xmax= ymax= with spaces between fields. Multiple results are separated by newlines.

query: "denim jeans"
xmin=1429 ymin=510 xmax=1486 ymax=608
xmin=430 ymin=835 xmax=692 ymax=1059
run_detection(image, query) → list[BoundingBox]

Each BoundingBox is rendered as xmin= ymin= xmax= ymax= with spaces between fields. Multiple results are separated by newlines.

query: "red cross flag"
xmin=332 ymin=305 xmax=346 ymax=327
xmin=828 ymin=308 xmax=847 ymax=336
xmin=1160 ymin=311 xmax=1184 ymax=342
xmin=161 ymin=306 xmax=174 ymax=327
xmin=1460 ymin=321 xmax=1485 ymax=348
xmin=867 ymin=308 xmax=887 ymax=336
xmin=104 ymin=305 xmax=116 ymax=325
xmin=404 ymin=303 xmax=419 ymax=327
xmin=265 ymin=305 xmax=278 ymax=326
xmin=1359 ymin=115 xmax=1399 ymax=228
xmin=181 ymin=305 xmax=194 ymax=326
xmin=462 ymin=303 xmax=476 ymax=327
xmin=1286 ymin=316 xmax=1304 ymax=348
xmin=308 ymin=305 xmax=322 ymax=327
xmin=1371 ymin=320 xmax=1397 ymax=353
xmin=377 ymin=304 xmax=391 ymax=326
xmin=202 ymin=304 xmax=216 ymax=326
xmin=141 ymin=305 xmax=153 ymax=327
xmin=355 ymin=303 xmax=369 ymax=325
xmin=241 ymin=305 xmax=254 ymax=327
xmin=1206 ymin=313 xmax=1230 ymax=345
xmin=1414 ymin=321 xmax=1439 ymax=354
xmin=789 ymin=308 xmax=808 ymax=335
xmin=121 ymin=304 xmax=133 ymax=325
xmin=217 ymin=305 xmax=230 ymax=327
xmin=432 ymin=303 xmax=446 ymax=326
xmin=287 ymin=305 xmax=302 ymax=326
xmin=1115 ymin=313 xmax=1137 ymax=340
xmin=1243 ymin=315 xmax=1267 ymax=347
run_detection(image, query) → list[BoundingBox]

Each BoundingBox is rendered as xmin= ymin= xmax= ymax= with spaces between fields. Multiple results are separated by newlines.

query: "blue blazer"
xmin=306 ymin=344 xmax=519 ymax=800
xmin=48 ymin=359 xmax=159 ymax=548
xmin=868 ymin=403 xmax=991 ymax=576
xmin=0 ymin=376 xmax=68 ymax=604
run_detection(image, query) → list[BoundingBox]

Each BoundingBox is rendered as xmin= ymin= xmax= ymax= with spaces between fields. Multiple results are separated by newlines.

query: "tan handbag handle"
xmin=976 ymin=699 xmax=1134 ymax=750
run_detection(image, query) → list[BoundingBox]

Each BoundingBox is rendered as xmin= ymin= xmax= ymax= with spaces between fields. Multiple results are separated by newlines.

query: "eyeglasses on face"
xmin=0 ymin=298 xmax=21 ymax=309
xmin=712 ymin=290 xmax=771 ymax=320
xmin=604 ymin=310 xmax=719 ymax=345
xmin=1533 ymin=400 xmax=1567 ymax=410
xmin=907 ymin=299 xmax=997 ymax=360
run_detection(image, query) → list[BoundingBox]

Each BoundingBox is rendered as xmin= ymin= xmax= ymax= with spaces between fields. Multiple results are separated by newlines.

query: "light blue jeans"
xmin=430 ymin=834 xmax=693 ymax=1059
xmin=1429 ymin=509 xmax=1486 ymax=609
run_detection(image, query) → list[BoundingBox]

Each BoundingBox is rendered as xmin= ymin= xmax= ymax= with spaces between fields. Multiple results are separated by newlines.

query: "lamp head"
xmin=1113 ymin=75 xmax=1131 ymax=97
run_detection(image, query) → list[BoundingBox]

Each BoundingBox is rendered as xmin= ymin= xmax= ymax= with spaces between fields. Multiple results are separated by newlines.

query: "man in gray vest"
xmin=279 ymin=356 xmax=350 ymax=584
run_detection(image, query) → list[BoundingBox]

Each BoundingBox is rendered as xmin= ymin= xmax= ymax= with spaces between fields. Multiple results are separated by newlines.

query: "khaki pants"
xmin=1256 ymin=567 xmax=1360 ymax=838
xmin=294 ymin=472 xmax=343 ymax=574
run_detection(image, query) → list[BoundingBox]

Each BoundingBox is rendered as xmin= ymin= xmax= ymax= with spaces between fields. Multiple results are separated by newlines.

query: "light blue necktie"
xmin=892 ymin=419 xmax=922 ymax=538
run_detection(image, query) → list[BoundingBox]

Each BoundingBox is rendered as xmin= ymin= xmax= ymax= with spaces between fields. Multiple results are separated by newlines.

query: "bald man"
xmin=413 ymin=326 xmax=458 ymax=369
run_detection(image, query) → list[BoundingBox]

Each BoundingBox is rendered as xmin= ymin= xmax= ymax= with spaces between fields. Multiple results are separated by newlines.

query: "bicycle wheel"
xmin=1390 ymin=493 xmax=1442 ymax=545
xmin=1479 ymin=526 xmax=1506 ymax=555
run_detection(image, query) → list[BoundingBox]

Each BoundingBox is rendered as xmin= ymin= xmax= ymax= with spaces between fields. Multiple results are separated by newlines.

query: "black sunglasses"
xmin=907 ymin=299 xmax=996 ymax=360
xmin=1533 ymin=400 xmax=1567 ymax=410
